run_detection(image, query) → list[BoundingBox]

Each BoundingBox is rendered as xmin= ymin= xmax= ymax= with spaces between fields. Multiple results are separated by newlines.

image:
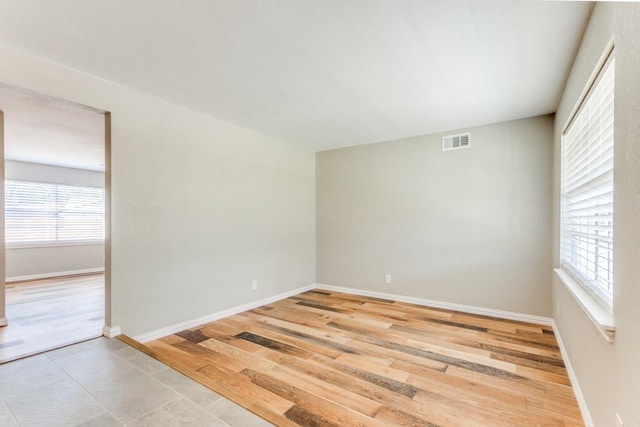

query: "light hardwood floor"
xmin=137 ymin=289 xmax=584 ymax=427
xmin=0 ymin=273 xmax=104 ymax=363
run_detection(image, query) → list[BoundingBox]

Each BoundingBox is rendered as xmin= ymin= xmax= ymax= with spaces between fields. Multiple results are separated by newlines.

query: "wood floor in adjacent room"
xmin=0 ymin=273 xmax=104 ymax=363
xmin=141 ymin=289 xmax=583 ymax=427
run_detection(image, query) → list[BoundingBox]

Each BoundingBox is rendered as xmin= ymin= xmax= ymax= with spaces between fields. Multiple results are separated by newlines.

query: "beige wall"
xmin=0 ymin=43 xmax=316 ymax=336
xmin=5 ymin=161 xmax=105 ymax=280
xmin=317 ymin=115 xmax=553 ymax=316
xmin=552 ymin=3 xmax=640 ymax=426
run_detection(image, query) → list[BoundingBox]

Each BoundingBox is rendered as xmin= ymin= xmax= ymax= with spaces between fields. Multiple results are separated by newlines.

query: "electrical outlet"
xmin=385 ymin=274 xmax=391 ymax=284
xmin=616 ymin=413 xmax=623 ymax=427
xmin=251 ymin=279 xmax=257 ymax=291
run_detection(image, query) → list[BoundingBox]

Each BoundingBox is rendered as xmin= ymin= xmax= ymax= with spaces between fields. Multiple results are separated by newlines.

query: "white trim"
xmin=561 ymin=38 xmax=615 ymax=133
xmin=552 ymin=320 xmax=593 ymax=427
xmin=6 ymin=267 xmax=105 ymax=283
xmin=0 ymin=317 xmax=7 ymax=327
xmin=133 ymin=284 xmax=316 ymax=343
xmin=102 ymin=325 xmax=121 ymax=338
xmin=314 ymin=284 xmax=553 ymax=325
xmin=554 ymin=268 xmax=615 ymax=342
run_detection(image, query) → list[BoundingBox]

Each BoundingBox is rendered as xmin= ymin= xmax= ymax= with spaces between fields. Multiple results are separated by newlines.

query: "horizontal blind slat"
xmin=5 ymin=180 xmax=105 ymax=244
xmin=561 ymin=56 xmax=615 ymax=305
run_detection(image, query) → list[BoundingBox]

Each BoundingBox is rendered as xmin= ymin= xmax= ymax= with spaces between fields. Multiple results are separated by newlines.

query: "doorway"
xmin=0 ymin=84 xmax=111 ymax=363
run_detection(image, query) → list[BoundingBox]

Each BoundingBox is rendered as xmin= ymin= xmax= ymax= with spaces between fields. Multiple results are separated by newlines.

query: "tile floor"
xmin=0 ymin=337 xmax=272 ymax=426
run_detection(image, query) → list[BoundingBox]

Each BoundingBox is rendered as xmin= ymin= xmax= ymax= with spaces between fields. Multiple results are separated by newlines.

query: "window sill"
xmin=554 ymin=268 xmax=615 ymax=343
xmin=6 ymin=240 xmax=104 ymax=249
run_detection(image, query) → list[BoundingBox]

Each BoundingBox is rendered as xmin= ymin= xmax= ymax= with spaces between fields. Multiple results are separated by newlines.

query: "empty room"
xmin=0 ymin=1 xmax=638 ymax=426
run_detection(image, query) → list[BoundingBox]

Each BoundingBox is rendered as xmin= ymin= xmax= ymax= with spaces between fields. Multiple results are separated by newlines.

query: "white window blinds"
xmin=5 ymin=180 xmax=105 ymax=244
xmin=561 ymin=55 xmax=615 ymax=307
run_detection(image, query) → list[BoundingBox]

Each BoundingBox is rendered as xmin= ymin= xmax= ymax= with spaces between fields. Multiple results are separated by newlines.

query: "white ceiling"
xmin=0 ymin=85 xmax=105 ymax=171
xmin=0 ymin=0 xmax=592 ymax=152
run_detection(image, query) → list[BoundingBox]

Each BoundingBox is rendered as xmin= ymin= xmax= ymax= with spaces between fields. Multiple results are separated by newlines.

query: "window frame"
xmin=560 ymin=48 xmax=615 ymax=313
xmin=5 ymin=178 xmax=105 ymax=249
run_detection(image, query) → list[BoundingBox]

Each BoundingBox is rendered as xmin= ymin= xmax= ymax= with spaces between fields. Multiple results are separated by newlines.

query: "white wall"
xmin=0 ymin=43 xmax=316 ymax=336
xmin=552 ymin=3 xmax=640 ymax=426
xmin=4 ymin=160 xmax=105 ymax=280
xmin=317 ymin=115 xmax=553 ymax=316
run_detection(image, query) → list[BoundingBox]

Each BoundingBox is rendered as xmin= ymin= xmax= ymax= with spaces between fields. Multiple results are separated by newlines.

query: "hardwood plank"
xmin=198 ymin=364 xmax=295 ymax=415
xmin=252 ymin=347 xmax=463 ymax=426
xmin=222 ymin=317 xmax=344 ymax=359
xmin=146 ymin=339 xmax=209 ymax=370
xmin=374 ymin=407 xmax=439 ymax=427
xmin=284 ymin=405 xmax=339 ymax=427
xmin=175 ymin=328 xmax=210 ymax=343
xmin=139 ymin=290 xmax=584 ymax=426
xmin=269 ymin=364 xmax=382 ymax=417
xmin=242 ymin=368 xmax=389 ymax=427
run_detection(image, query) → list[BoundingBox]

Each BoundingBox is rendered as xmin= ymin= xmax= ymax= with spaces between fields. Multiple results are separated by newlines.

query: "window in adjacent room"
xmin=561 ymin=52 xmax=615 ymax=310
xmin=5 ymin=180 xmax=105 ymax=246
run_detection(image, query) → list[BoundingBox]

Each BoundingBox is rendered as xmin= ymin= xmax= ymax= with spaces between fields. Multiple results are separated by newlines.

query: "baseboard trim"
xmin=102 ymin=325 xmax=122 ymax=338
xmin=0 ymin=317 xmax=7 ymax=327
xmin=133 ymin=284 xmax=316 ymax=343
xmin=314 ymin=284 xmax=553 ymax=326
xmin=131 ymin=281 xmax=552 ymax=342
xmin=552 ymin=320 xmax=593 ymax=427
xmin=7 ymin=267 xmax=105 ymax=283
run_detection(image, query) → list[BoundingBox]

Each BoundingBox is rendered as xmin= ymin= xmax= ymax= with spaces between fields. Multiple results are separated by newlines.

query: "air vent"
xmin=442 ymin=132 xmax=471 ymax=151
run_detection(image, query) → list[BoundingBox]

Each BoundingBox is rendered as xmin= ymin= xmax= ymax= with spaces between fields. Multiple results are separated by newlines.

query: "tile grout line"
xmin=205 ymin=399 xmax=237 ymax=427
xmin=128 ymin=396 xmax=183 ymax=424
xmin=118 ymin=346 xmax=231 ymax=424
xmin=11 ymin=337 xmax=238 ymax=426
xmin=53 ymin=339 xmax=217 ymax=425
xmin=0 ymin=394 xmax=20 ymax=426
xmin=150 ymin=369 xmax=225 ymax=411
xmin=48 ymin=345 xmax=130 ymax=426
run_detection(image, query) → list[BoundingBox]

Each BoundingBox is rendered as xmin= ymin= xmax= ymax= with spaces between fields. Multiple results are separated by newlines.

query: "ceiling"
xmin=0 ymin=85 xmax=105 ymax=171
xmin=0 ymin=0 xmax=592 ymax=152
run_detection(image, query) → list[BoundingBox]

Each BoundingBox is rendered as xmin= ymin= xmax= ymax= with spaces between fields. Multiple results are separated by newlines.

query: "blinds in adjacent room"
xmin=561 ymin=55 xmax=615 ymax=307
xmin=5 ymin=180 xmax=105 ymax=244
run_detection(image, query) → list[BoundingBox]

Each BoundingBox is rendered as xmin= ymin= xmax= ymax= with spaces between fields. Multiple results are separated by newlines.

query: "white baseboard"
xmin=134 ymin=284 xmax=316 ymax=343
xmin=0 ymin=317 xmax=7 ymax=327
xmin=102 ymin=325 xmax=122 ymax=338
xmin=315 ymin=284 xmax=553 ymax=326
xmin=133 ymin=282 xmax=553 ymax=343
xmin=7 ymin=267 xmax=105 ymax=283
xmin=552 ymin=320 xmax=593 ymax=427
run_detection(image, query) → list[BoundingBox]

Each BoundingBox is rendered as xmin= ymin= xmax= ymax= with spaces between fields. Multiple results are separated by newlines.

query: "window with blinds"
xmin=5 ymin=180 xmax=105 ymax=245
xmin=561 ymin=54 xmax=615 ymax=309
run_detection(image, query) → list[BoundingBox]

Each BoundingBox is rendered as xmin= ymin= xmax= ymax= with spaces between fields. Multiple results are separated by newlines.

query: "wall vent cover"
xmin=442 ymin=132 xmax=471 ymax=151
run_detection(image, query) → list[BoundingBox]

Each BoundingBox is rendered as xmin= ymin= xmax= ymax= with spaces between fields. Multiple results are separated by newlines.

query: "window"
xmin=561 ymin=54 xmax=615 ymax=309
xmin=5 ymin=180 xmax=105 ymax=245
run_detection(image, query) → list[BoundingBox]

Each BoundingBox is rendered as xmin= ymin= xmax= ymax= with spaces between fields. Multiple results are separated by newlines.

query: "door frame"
xmin=0 ymin=110 xmax=6 ymax=327
xmin=0 ymin=94 xmax=112 ymax=336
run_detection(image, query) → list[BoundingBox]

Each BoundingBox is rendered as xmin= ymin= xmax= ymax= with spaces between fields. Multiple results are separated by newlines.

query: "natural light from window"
xmin=561 ymin=55 xmax=615 ymax=309
xmin=5 ymin=180 xmax=105 ymax=245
